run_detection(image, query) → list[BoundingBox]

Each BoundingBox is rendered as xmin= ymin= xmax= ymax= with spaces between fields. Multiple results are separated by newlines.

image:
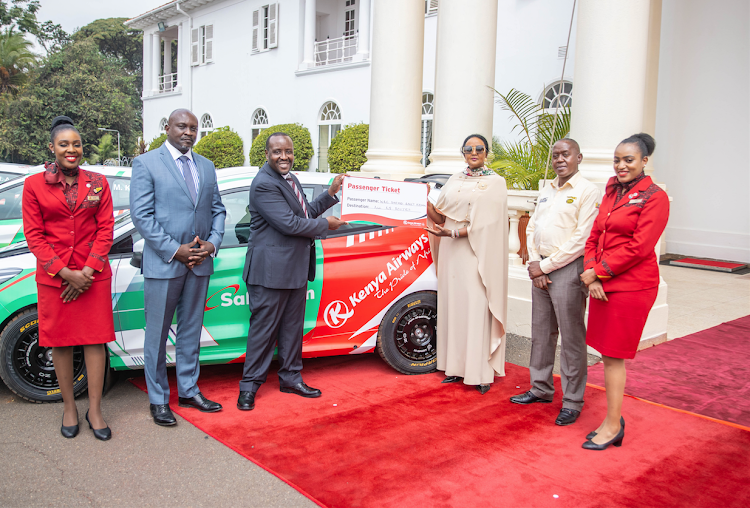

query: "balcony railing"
xmin=315 ymin=34 xmax=359 ymax=67
xmin=158 ymin=72 xmax=178 ymax=93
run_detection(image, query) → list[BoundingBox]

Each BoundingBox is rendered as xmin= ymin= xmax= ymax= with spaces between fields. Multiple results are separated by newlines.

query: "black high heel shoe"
xmin=441 ymin=376 xmax=463 ymax=384
xmin=60 ymin=412 xmax=79 ymax=439
xmin=582 ymin=419 xmax=624 ymax=450
xmin=476 ymin=384 xmax=491 ymax=395
xmin=586 ymin=416 xmax=625 ymax=440
xmin=85 ymin=410 xmax=112 ymax=441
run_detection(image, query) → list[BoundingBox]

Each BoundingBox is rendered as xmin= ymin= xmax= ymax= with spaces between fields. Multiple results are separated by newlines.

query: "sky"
xmin=36 ymin=0 xmax=163 ymax=34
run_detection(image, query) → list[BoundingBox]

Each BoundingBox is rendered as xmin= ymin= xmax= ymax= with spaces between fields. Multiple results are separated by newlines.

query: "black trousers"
xmin=239 ymin=284 xmax=307 ymax=393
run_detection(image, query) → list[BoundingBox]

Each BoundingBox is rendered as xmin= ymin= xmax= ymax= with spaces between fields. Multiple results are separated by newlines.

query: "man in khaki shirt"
xmin=510 ymin=138 xmax=602 ymax=426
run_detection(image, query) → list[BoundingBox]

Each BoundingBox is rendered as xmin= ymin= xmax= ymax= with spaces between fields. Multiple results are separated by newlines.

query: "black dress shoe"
xmin=476 ymin=384 xmax=491 ymax=395
xmin=178 ymin=392 xmax=222 ymax=412
xmin=280 ymin=382 xmax=321 ymax=398
xmin=586 ymin=416 xmax=625 ymax=440
xmin=237 ymin=391 xmax=255 ymax=411
xmin=509 ymin=390 xmax=553 ymax=405
xmin=441 ymin=376 xmax=463 ymax=384
xmin=582 ymin=419 xmax=625 ymax=450
xmin=60 ymin=412 xmax=79 ymax=439
xmin=555 ymin=408 xmax=580 ymax=426
xmin=150 ymin=404 xmax=177 ymax=426
xmin=85 ymin=410 xmax=112 ymax=441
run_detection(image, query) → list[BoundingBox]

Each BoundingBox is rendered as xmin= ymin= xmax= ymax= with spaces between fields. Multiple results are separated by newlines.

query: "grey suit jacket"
xmin=130 ymin=144 xmax=226 ymax=279
xmin=243 ymin=164 xmax=338 ymax=289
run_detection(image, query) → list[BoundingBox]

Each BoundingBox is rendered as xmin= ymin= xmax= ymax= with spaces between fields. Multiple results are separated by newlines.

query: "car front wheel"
xmin=377 ymin=291 xmax=437 ymax=375
xmin=0 ymin=308 xmax=88 ymax=403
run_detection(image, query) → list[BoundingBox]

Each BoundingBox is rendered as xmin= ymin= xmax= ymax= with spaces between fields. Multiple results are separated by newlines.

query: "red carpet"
xmin=131 ymin=354 xmax=750 ymax=508
xmin=588 ymin=315 xmax=750 ymax=427
xmin=669 ymin=257 xmax=747 ymax=272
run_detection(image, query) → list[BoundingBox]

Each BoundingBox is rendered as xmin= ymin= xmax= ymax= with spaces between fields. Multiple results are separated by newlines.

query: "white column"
xmin=569 ymin=0 xmax=653 ymax=184
xmin=356 ymin=0 xmax=370 ymax=60
xmin=300 ymin=0 xmax=316 ymax=69
xmin=360 ymin=0 xmax=425 ymax=176
xmin=508 ymin=210 xmax=522 ymax=265
xmin=152 ymin=32 xmax=161 ymax=94
xmin=427 ymin=0 xmax=498 ymax=175
xmin=176 ymin=24 xmax=183 ymax=91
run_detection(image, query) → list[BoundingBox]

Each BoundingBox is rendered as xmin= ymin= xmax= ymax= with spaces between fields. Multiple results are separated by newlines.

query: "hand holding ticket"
xmin=340 ymin=176 xmax=429 ymax=227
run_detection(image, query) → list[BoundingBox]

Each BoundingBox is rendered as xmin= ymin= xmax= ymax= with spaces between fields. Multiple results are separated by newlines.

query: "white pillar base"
xmin=424 ymin=148 xmax=464 ymax=175
xmin=360 ymin=149 xmax=426 ymax=175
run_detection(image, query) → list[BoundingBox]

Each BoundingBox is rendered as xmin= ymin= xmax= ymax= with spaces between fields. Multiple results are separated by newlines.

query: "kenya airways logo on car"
xmin=324 ymin=300 xmax=354 ymax=328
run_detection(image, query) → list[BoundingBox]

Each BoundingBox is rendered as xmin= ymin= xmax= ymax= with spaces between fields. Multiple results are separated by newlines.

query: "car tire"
xmin=377 ymin=291 xmax=438 ymax=375
xmin=0 ymin=308 xmax=88 ymax=403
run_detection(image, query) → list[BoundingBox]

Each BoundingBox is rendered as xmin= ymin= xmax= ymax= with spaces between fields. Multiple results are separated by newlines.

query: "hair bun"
xmin=620 ymin=132 xmax=656 ymax=157
xmin=50 ymin=116 xmax=75 ymax=132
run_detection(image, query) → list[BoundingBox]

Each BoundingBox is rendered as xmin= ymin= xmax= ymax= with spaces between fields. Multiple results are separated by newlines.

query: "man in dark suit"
xmin=237 ymin=132 xmax=345 ymax=410
xmin=131 ymin=109 xmax=226 ymax=426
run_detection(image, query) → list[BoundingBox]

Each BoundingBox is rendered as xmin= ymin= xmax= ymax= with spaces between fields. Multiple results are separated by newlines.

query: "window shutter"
xmin=191 ymin=27 xmax=200 ymax=65
xmin=252 ymin=9 xmax=259 ymax=52
xmin=268 ymin=3 xmax=278 ymax=49
xmin=205 ymin=24 xmax=214 ymax=62
xmin=427 ymin=0 xmax=438 ymax=15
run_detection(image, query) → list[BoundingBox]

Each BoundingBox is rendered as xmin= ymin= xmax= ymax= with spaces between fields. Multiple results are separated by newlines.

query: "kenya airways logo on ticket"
xmin=341 ymin=176 xmax=428 ymax=228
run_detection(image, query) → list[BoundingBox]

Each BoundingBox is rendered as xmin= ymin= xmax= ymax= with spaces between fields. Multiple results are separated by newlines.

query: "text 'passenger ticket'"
xmin=340 ymin=176 xmax=428 ymax=228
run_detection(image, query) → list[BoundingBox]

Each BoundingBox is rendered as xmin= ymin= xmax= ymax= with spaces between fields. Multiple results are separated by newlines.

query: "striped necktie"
xmin=283 ymin=174 xmax=308 ymax=218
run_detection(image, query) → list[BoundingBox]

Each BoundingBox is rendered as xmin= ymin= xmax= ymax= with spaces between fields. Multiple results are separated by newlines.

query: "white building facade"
xmin=127 ymin=0 xmax=749 ymax=266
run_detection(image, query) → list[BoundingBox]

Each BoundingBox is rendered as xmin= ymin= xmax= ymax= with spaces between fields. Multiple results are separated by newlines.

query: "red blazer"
xmin=22 ymin=169 xmax=114 ymax=288
xmin=584 ymin=175 xmax=669 ymax=292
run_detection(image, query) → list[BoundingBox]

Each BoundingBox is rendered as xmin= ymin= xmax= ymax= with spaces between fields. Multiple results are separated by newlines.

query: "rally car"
xmin=0 ymin=170 xmax=439 ymax=403
xmin=0 ymin=166 xmax=133 ymax=248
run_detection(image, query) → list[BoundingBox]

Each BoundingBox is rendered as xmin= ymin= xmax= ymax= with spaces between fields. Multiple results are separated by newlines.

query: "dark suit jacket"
xmin=242 ymin=164 xmax=338 ymax=289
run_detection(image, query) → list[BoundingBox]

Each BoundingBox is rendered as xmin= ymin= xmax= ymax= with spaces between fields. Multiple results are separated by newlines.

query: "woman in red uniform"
xmin=23 ymin=116 xmax=115 ymax=441
xmin=579 ymin=133 xmax=669 ymax=450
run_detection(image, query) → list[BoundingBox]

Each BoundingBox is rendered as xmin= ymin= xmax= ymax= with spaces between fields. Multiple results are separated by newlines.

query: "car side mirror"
xmin=130 ymin=238 xmax=145 ymax=268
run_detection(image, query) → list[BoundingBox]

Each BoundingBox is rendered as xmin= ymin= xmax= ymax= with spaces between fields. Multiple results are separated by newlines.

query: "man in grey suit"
xmin=237 ymin=132 xmax=345 ymax=411
xmin=510 ymin=139 xmax=601 ymax=426
xmin=130 ymin=109 xmax=226 ymax=426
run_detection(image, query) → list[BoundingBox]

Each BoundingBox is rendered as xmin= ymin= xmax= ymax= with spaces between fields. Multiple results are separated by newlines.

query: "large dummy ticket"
xmin=340 ymin=176 xmax=428 ymax=227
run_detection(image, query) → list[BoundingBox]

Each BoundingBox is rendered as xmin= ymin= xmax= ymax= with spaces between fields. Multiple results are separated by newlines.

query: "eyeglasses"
xmin=462 ymin=146 xmax=486 ymax=154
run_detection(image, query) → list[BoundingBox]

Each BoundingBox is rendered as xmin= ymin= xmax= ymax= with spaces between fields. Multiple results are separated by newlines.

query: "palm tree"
xmin=88 ymin=134 xmax=118 ymax=165
xmin=489 ymin=88 xmax=571 ymax=190
xmin=0 ymin=28 xmax=36 ymax=96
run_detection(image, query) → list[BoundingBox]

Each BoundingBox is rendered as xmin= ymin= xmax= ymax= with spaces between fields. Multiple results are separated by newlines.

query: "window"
xmin=252 ymin=3 xmax=279 ymax=53
xmin=191 ymin=24 xmax=214 ymax=65
xmin=221 ymin=189 xmax=252 ymax=247
xmin=344 ymin=0 xmax=356 ymax=37
xmin=541 ymin=81 xmax=573 ymax=110
xmin=252 ymin=108 xmax=269 ymax=142
xmin=199 ymin=113 xmax=214 ymax=139
xmin=421 ymin=92 xmax=434 ymax=167
xmin=318 ymin=101 xmax=341 ymax=172
xmin=159 ymin=118 xmax=167 ymax=133
xmin=106 ymin=176 xmax=131 ymax=211
xmin=425 ymin=0 xmax=438 ymax=15
xmin=0 ymin=183 xmax=24 ymax=220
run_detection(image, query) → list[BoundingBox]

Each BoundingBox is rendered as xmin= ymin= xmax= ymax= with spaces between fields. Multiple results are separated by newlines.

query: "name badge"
xmin=629 ymin=198 xmax=643 ymax=204
xmin=87 ymin=195 xmax=100 ymax=202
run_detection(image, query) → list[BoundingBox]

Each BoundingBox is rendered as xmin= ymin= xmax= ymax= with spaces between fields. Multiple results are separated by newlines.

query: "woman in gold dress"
xmin=425 ymin=134 xmax=508 ymax=394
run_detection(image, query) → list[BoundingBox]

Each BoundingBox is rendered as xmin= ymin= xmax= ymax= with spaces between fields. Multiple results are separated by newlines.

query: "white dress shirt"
xmin=526 ymin=171 xmax=602 ymax=274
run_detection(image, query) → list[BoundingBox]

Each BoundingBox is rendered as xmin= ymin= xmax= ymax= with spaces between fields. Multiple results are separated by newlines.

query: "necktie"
xmin=179 ymin=155 xmax=197 ymax=203
xmin=284 ymin=174 xmax=308 ymax=218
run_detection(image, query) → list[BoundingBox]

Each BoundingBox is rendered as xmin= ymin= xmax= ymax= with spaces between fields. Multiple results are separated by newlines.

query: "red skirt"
xmin=37 ymin=280 xmax=115 ymax=347
xmin=586 ymin=287 xmax=658 ymax=359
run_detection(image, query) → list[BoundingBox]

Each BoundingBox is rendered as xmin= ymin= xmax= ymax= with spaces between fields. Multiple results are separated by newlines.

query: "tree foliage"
xmin=0 ymin=1 xmax=68 ymax=55
xmin=88 ymin=133 xmax=117 ymax=165
xmin=147 ymin=133 xmax=166 ymax=152
xmin=193 ymin=126 xmax=245 ymax=169
xmin=0 ymin=27 xmax=35 ymax=95
xmin=328 ymin=123 xmax=368 ymax=173
xmin=248 ymin=124 xmax=313 ymax=171
xmin=73 ymin=18 xmax=142 ymax=75
xmin=0 ymin=39 xmax=141 ymax=164
xmin=489 ymin=88 xmax=571 ymax=190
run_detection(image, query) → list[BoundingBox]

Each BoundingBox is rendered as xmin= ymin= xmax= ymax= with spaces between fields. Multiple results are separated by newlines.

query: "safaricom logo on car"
xmin=205 ymin=285 xmax=315 ymax=310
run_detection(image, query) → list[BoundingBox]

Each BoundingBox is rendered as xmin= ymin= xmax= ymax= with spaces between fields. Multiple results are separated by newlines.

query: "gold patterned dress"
xmin=431 ymin=170 xmax=509 ymax=385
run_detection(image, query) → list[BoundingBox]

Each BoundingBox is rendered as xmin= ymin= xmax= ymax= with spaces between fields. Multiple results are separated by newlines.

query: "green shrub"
xmin=193 ymin=126 xmax=245 ymax=169
xmin=328 ymin=123 xmax=368 ymax=174
xmin=248 ymin=123 xmax=313 ymax=171
xmin=148 ymin=133 xmax=167 ymax=151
